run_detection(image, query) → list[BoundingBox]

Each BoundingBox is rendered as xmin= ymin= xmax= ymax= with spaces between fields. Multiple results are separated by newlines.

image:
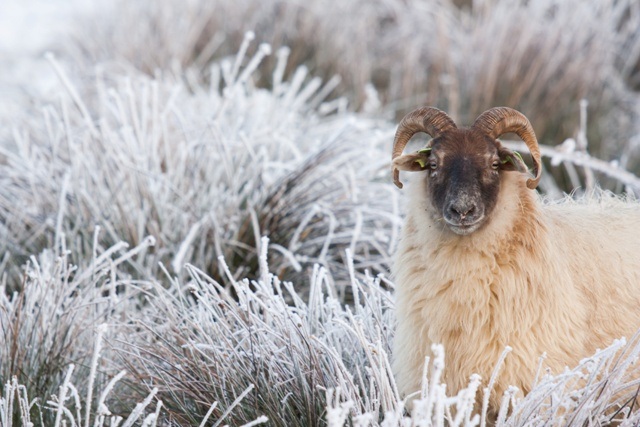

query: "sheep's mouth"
xmin=445 ymin=218 xmax=484 ymax=235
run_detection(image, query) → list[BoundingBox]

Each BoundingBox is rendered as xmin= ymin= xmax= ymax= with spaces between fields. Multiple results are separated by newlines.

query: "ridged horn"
xmin=392 ymin=107 xmax=457 ymax=188
xmin=473 ymin=107 xmax=541 ymax=190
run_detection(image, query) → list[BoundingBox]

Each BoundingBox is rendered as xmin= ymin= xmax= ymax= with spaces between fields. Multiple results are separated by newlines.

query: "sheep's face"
xmin=393 ymin=129 xmax=526 ymax=235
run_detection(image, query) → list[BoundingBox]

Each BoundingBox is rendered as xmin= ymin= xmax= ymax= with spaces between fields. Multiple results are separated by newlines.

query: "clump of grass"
xmin=506 ymin=335 xmax=640 ymax=426
xmin=112 ymin=238 xmax=432 ymax=425
xmin=67 ymin=0 xmax=640 ymax=166
xmin=42 ymin=326 xmax=162 ymax=427
xmin=0 ymin=234 xmax=154 ymax=424
xmin=0 ymin=42 xmax=399 ymax=295
xmin=0 ymin=240 xmax=269 ymax=427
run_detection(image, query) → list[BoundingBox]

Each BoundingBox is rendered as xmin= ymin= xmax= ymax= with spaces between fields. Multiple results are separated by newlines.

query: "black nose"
xmin=448 ymin=203 xmax=476 ymax=221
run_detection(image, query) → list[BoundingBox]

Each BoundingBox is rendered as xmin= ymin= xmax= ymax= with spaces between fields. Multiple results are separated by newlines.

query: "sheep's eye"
xmin=429 ymin=161 xmax=438 ymax=170
xmin=491 ymin=160 xmax=500 ymax=170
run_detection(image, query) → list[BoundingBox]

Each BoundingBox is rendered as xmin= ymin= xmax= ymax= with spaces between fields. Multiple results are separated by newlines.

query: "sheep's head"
xmin=392 ymin=107 xmax=541 ymax=235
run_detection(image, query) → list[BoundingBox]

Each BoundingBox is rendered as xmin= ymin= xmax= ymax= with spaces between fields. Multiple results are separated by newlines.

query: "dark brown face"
xmin=393 ymin=128 xmax=526 ymax=235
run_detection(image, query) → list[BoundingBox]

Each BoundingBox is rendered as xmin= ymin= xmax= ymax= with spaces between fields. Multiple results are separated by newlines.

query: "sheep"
xmin=390 ymin=106 xmax=640 ymax=417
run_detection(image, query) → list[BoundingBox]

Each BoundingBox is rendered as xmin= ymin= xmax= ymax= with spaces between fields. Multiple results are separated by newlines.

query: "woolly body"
xmin=392 ymin=171 xmax=640 ymax=410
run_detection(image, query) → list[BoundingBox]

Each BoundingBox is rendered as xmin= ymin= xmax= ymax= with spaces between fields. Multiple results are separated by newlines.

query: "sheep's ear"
xmin=393 ymin=148 xmax=432 ymax=172
xmin=498 ymin=146 xmax=527 ymax=173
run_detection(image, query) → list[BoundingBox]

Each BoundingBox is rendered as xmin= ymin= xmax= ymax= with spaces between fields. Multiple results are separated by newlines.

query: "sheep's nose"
xmin=448 ymin=203 xmax=476 ymax=221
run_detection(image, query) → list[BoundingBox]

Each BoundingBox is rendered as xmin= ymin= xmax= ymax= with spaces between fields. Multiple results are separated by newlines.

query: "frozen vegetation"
xmin=2 ymin=0 xmax=640 ymax=425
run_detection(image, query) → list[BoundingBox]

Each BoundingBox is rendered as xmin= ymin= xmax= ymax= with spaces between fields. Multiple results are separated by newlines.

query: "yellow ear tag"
xmin=414 ymin=147 xmax=432 ymax=168
xmin=513 ymin=151 xmax=524 ymax=163
xmin=501 ymin=151 xmax=523 ymax=165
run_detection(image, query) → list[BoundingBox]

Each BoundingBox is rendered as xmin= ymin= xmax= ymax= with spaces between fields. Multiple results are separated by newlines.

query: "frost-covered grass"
xmin=3 ymin=0 xmax=640 ymax=425
xmin=0 ymin=237 xmax=155 ymax=425
xmin=116 ymin=238 xmax=640 ymax=426
xmin=4 ymin=238 xmax=640 ymax=426
xmin=67 ymin=0 xmax=640 ymax=162
xmin=0 ymin=45 xmax=399 ymax=295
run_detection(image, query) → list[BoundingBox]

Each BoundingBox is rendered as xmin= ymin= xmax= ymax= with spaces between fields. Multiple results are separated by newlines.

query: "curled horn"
xmin=392 ymin=107 xmax=457 ymax=188
xmin=473 ymin=107 xmax=542 ymax=190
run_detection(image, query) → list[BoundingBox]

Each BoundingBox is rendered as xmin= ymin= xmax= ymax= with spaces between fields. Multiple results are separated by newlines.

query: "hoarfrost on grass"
xmin=3 ymin=0 xmax=640 ymax=425
xmin=66 ymin=0 xmax=640 ymax=164
xmin=0 ymin=35 xmax=400 ymax=297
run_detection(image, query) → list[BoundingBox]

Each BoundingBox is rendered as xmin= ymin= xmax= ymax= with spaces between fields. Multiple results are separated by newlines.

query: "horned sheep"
xmin=391 ymin=106 xmax=640 ymax=416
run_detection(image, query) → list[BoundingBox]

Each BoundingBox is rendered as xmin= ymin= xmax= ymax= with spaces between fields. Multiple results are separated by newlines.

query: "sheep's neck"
xmin=424 ymin=204 xmax=546 ymax=343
